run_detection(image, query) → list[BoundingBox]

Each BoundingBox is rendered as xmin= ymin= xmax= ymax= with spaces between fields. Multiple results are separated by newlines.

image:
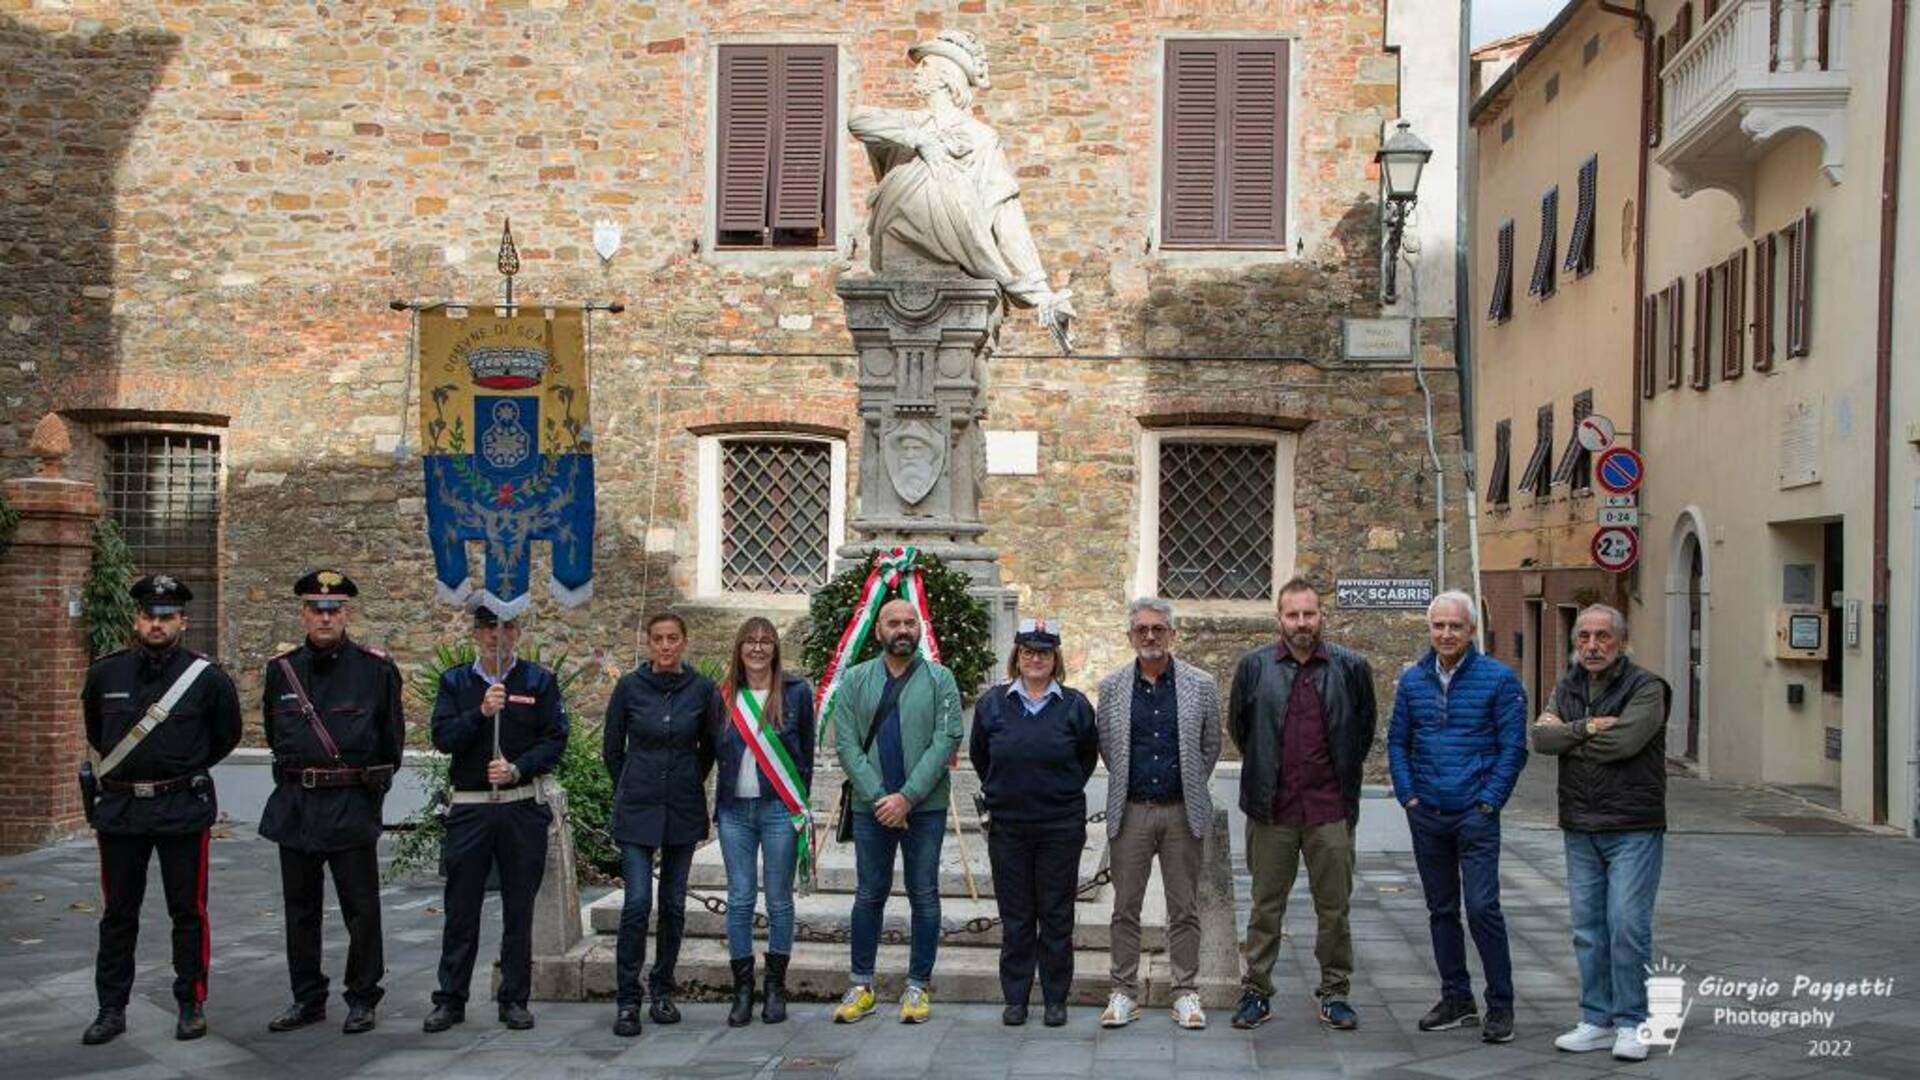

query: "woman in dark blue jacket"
xmin=602 ymin=612 xmax=719 ymax=1038
xmin=713 ymin=616 xmax=815 ymax=1026
xmin=969 ymin=619 xmax=1098 ymax=1028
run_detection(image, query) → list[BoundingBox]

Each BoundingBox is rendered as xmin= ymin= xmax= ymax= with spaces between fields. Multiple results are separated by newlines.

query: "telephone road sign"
xmin=1591 ymin=526 xmax=1640 ymax=572
xmin=1576 ymin=414 xmax=1617 ymax=453
xmin=1595 ymin=446 xmax=1644 ymax=495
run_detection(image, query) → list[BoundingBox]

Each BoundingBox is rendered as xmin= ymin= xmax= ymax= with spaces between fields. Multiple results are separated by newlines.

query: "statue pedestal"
xmin=834 ymin=267 xmax=1018 ymax=664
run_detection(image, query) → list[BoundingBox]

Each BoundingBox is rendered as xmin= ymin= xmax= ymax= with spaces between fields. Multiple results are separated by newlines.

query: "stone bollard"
xmin=526 ymin=780 xmax=587 ymax=999
xmin=1196 ymin=807 xmax=1242 ymax=1008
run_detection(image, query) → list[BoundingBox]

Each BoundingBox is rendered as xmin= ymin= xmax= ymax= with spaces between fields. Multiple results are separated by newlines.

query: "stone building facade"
xmin=2 ymin=2 xmax=1465 ymax=759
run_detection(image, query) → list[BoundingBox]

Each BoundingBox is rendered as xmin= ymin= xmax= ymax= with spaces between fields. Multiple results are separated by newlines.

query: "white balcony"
xmin=1656 ymin=0 xmax=1850 ymax=225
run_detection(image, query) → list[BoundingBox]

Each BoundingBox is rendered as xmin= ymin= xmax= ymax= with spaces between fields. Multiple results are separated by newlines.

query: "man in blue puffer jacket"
xmin=1389 ymin=590 xmax=1528 ymax=1045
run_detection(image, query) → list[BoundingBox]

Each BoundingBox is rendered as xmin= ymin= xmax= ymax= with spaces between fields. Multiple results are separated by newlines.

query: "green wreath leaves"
xmin=802 ymin=551 xmax=997 ymax=698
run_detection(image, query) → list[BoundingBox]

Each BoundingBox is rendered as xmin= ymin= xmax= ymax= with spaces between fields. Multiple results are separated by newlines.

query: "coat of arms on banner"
xmin=418 ymin=308 xmax=595 ymax=617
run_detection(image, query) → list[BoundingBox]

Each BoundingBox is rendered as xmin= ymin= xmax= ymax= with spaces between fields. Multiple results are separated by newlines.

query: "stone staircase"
xmin=533 ymin=767 xmax=1240 ymax=1008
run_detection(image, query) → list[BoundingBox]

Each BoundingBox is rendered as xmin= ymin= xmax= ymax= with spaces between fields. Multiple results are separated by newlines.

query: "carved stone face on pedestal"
xmin=883 ymin=417 xmax=946 ymax=506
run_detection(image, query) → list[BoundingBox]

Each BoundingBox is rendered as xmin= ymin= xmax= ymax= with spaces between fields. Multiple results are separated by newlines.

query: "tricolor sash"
xmin=730 ymin=689 xmax=814 ymax=880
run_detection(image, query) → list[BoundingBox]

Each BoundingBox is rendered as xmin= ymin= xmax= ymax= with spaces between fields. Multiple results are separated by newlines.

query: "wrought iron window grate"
xmin=722 ymin=440 xmax=831 ymax=594
xmin=104 ymin=433 xmax=222 ymax=657
xmin=1158 ymin=440 xmax=1274 ymax=601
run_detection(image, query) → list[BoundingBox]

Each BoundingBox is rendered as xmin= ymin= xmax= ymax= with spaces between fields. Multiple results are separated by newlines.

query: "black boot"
xmin=82 ymin=1007 xmax=126 ymax=1046
xmin=727 ymin=956 xmax=755 ymax=1027
xmin=648 ymin=984 xmax=681 ymax=1025
xmin=762 ymin=952 xmax=790 ymax=1024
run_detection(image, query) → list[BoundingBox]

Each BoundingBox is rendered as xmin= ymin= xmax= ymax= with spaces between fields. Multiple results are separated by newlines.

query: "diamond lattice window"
xmin=104 ymin=432 xmax=222 ymax=657
xmin=721 ymin=440 xmax=832 ymax=593
xmin=1157 ymin=440 xmax=1275 ymax=601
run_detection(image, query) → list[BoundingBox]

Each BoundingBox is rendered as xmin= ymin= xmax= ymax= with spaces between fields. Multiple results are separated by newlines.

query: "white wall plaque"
xmin=1778 ymin=396 xmax=1822 ymax=489
xmin=985 ymin=430 xmax=1039 ymax=475
xmin=1342 ymin=317 xmax=1415 ymax=362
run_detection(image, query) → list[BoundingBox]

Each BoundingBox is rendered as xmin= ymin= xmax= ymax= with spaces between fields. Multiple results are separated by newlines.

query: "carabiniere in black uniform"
xmin=423 ymin=603 xmax=568 ymax=1034
xmin=258 ymin=570 xmax=403 ymax=1035
xmin=79 ymin=575 xmax=242 ymax=1047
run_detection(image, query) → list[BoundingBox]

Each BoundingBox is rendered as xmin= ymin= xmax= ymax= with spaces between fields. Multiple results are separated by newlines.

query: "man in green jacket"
xmin=831 ymin=598 xmax=964 ymax=1025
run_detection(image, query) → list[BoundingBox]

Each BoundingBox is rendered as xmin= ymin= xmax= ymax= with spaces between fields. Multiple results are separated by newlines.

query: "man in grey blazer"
xmin=1094 ymin=597 xmax=1223 ymax=1029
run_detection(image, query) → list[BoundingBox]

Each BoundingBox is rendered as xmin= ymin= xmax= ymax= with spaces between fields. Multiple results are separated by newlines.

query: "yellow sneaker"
xmin=899 ymin=984 xmax=931 ymax=1024
xmin=833 ymin=985 xmax=876 ymax=1024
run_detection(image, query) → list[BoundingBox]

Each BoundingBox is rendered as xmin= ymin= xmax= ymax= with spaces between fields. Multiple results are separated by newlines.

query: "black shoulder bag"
xmin=836 ymin=658 xmax=918 ymax=842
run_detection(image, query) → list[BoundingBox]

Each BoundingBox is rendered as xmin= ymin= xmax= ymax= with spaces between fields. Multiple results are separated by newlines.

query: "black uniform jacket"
xmin=259 ymin=635 xmax=405 ymax=852
xmin=83 ymin=645 xmax=243 ymax=836
xmin=603 ymin=662 xmax=719 ymax=849
xmin=430 ymin=659 xmax=569 ymax=792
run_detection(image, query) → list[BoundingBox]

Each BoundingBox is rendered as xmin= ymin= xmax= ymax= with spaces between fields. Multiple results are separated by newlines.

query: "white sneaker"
xmin=1613 ymin=1026 xmax=1650 ymax=1061
xmin=1554 ymin=1021 xmax=1616 ymax=1052
xmin=1100 ymin=992 xmax=1138 ymax=1027
xmin=1171 ymin=992 xmax=1207 ymax=1030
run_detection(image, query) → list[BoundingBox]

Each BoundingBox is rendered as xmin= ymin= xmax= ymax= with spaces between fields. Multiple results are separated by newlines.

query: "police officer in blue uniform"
xmin=259 ymin=570 xmax=404 ymax=1034
xmin=423 ymin=601 xmax=569 ymax=1033
xmin=79 ymin=575 xmax=242 ymax=1046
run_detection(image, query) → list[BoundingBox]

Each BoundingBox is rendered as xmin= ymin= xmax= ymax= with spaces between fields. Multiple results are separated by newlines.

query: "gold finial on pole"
xmin=497 ymin=218 xmax=520 ymax=308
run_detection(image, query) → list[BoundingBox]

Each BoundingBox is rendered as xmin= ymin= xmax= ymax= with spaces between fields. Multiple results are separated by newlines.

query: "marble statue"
xmin=849 ymin=29 xmax=1076 ymax=353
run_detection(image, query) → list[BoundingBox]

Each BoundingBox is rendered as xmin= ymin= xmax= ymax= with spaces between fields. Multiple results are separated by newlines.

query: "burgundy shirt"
xmin=1273 ymin=644 xmax=1346 ymax=827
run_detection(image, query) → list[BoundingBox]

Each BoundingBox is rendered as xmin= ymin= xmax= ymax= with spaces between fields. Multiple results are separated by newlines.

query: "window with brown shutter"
xmin=1565 ymin=156 xmax=1597 ymax=278
xmin=1786 ymin=207 xmax=1814 ymax=357
xmin=1517 ymin=405 xmax=1553 ymax=499
xmin=1691 ymin=268 xmax=1711 ymax=390
xmin=1753 ymin=232 xmax=1777 ymax=372
xmin=1722 ymin=249 xmax=1746 ymax=380
xmin=1161 ymin=39 xmax=1290 ymax=249
xmin=1666 ymin=277 xmax=1685 ymax=388
xmin=716 ymin=44 xmax=837 ymax=249
xmin=1551 ymin=390 xmax=1594 ymax=491
xmin=1489 ymin=219 xmax=1515 ymax=323
xmin=1488 ymin=419 xmax=1512 ymax=506
xmin=1641 ymin=293 xmax=1659 ymax=398
xmin=1529 ymin=187 xmax=1558 ymax=297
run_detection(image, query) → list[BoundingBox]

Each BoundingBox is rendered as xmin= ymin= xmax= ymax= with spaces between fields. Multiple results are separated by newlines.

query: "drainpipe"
xmin=1873 ymin=0 xmax=1907 ymax=827
xmin=1459 ymin=0 xmax=1487 ymax=649
xmin=1599 ymin=0 xmax=1654 ymax=618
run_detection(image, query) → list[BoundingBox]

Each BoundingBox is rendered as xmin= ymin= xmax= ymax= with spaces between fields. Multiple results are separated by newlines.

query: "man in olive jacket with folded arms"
xmin=831 ymin=598 xmax=965 ymax=1026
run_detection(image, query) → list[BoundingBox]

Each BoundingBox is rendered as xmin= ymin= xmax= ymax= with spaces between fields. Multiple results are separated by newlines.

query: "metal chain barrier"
xmin=590 ymin=809 xmax=1112 ymax=946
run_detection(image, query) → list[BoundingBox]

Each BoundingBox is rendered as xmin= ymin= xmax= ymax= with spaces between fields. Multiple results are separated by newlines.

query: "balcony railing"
xmin=1657 ymin=0 xmax=1850 ymax=223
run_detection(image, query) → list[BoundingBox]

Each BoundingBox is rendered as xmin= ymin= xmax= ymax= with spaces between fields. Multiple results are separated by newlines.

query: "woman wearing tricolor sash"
xmin=713 ymin=617 xmax=816 ymax=1027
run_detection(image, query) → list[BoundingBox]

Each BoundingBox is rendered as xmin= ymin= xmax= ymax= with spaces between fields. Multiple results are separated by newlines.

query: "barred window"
xmin=1156 ymin=440 xmax=1276 ymax=601
xmin=1488 ymin=219 xmax=1514 ymax=323
xmin=104 ymin=432 xmax=222 ymax=657
xmin=1565 ymin=156 xmax=1597 ymax=278
xmin=720 ymin=440 xmax=832 ymax=593
xmin=697 ymin=433 xmax=846 ymax=597
xmin=1529 ymin=186 xmax=1558 ymax=298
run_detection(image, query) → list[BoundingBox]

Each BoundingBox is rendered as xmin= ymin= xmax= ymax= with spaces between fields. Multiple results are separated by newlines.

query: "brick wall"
xmin=1 ymin=2 xmax=1463 ymax=761
xmin=0 ymin=475 xmax=101 ymax=852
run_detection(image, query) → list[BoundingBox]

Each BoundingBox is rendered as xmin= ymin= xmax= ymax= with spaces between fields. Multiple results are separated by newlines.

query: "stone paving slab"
xmin=3 ymin=760 xmax=1917 ymax=1078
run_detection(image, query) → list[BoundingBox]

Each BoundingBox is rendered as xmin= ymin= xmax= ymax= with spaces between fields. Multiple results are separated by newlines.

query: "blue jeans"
xmin=615 ymin=842 xmax=694 ymax=1007
xmin=850 ymin=808 xmax=947 ymax=988
xmin=715 ymin=796 xmax=799 ymax=959
xmin=1407 ymin=803 xmax=1513 ymax=1009
xmin=1565 ymin=829 xmax=1664 ymax=1028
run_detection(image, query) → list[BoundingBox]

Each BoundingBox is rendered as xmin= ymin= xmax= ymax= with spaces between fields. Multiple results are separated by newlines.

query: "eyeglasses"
xmin=1129 ymin=625 xmax=1172 ymax=638
xmin=742 ymin=639 xmax=777 ymax=650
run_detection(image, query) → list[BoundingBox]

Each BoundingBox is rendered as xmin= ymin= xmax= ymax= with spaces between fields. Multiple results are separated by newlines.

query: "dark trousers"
xmin=986 ymin=820 xmax=1084 ymax=1007
xmin=96 ymin=830 xmax=211 ymax=1009
xmin=433 ymin=801 xmax=551 ymax=1008
xmin=279 ymin=843 xmax=385 ymax=1008
xmin=1407 ymin=804 xmax=1513 ymax=1010
xmin=615 ymin=842 xmax=695 ymax=1007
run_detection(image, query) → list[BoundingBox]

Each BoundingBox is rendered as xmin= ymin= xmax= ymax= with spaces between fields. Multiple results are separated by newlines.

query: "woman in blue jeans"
xmin=602 ymin=612 xmax=719 ymax=1038
xmin=713 ymin=617 xmax=815 ymax=1026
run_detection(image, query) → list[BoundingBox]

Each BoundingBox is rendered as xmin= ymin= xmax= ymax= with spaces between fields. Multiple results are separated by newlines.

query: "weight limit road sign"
xmin=1591 ymin=526 xmax=1640 ymax=572
xmin=1595 ymin=446 xmax=1644 ymax=495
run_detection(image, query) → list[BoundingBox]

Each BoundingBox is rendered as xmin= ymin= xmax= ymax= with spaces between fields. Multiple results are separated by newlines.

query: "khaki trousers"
xmin=1240 ymin=817 xmax=1354 ymax=1000
xmin=1107 ymin=801 xmax=1204 ymax=998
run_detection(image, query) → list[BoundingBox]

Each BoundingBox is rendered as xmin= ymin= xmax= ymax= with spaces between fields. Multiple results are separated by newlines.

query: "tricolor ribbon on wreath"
xmin=813 ymin=545 xmax=943 ymax=743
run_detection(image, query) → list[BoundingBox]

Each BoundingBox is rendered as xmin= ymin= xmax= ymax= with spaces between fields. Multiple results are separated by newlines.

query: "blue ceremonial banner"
xmin=417 ymin=307 xmax=594 ymax=618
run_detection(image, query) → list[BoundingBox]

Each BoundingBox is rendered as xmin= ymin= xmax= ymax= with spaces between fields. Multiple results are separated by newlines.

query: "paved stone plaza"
xmin=4 ymin=756 xmax=1917 ymax=1079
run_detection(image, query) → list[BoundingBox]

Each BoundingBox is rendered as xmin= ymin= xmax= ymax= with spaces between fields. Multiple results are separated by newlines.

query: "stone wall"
xmin=2 ymin=1 xmax=1465 ymax=775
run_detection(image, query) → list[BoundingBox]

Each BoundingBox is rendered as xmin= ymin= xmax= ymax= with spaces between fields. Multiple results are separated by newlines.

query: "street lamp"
xmin=1375 ymin=119 xmax=1433 ymax=305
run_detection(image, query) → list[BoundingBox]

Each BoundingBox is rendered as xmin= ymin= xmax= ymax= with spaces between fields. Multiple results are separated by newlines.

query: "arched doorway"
xmin=1664 ymin=510 xmax=1710 ymax=770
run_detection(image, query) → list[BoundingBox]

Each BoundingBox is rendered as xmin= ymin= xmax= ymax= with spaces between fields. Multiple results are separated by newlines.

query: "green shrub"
xmin=84 ymin=519 xmax=137 ymax=658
